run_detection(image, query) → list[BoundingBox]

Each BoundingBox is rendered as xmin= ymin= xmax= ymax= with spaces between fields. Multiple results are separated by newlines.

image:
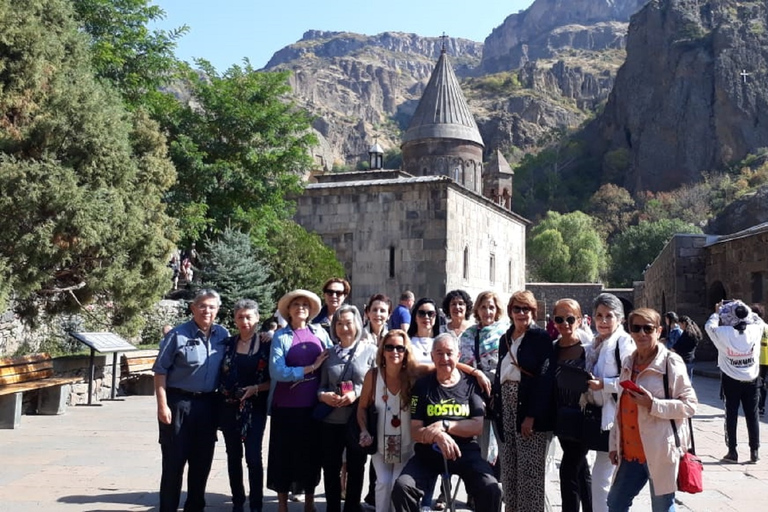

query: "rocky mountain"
xmin=590 ymin=0 xmax=768 ymax=192
xmin=261 ymin=0 xmax=644 ymax=170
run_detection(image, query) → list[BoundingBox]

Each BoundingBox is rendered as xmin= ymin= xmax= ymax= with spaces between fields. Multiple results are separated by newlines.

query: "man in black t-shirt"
xmin=392 ymin=333 xmax=502 ymax=512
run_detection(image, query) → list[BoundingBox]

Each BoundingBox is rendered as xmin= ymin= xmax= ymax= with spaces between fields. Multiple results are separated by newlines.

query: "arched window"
xmin=463 ymin=247 xmax=469 ymax=280
xmin=489 ymin=254 xmax=496 ymax=284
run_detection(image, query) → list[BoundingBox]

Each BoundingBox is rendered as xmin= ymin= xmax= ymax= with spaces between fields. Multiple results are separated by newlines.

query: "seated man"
xmin=392 ymin=333 xmax=502 ymax=512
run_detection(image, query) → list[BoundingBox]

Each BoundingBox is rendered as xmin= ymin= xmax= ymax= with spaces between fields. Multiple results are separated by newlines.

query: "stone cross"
xmin=741 ymin=69 xmax=751 ymax=83
xmin=440 ymin=32 xmax=449 ymax=52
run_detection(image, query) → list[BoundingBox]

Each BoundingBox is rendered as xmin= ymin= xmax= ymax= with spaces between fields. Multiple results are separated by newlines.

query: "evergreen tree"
xmin=198 ymin=228 xmax=275 ymax=325
xmin=0 ymin=0 xmax=177 ymax=332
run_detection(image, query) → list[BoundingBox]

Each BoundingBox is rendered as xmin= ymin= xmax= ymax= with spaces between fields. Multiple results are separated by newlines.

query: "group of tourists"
xmin=151 ymin=279 xmax=765 ymax=512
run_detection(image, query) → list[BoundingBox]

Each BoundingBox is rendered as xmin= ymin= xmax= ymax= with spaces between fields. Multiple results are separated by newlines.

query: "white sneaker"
xmin=290 ymin=492 xmax=304 ymax=502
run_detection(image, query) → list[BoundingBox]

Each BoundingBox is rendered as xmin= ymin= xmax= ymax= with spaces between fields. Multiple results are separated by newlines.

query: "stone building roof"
xmin=707 ymin=221 xmax=768 ymax=246
xmin=401 ymin=49 xmax=484 ymax=147
xmin=487 ymin=149 xmax=514 ymax=175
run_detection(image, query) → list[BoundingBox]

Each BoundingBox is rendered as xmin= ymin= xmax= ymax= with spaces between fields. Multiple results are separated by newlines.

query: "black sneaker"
xmin=722 ymin=450 xmax=738 ymax=463
xmin=750 ymin=449 xmax=760 ymax=463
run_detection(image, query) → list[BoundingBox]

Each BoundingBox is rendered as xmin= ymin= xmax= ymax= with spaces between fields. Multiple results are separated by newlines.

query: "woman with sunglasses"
xmin=494 ymin=290 xmax=555 ymax=512
xmin=551 ymin=299 xmax=593 ymax=512
xmin=607 ymin=308 xmax=697 ymax=512
xmin=407 ymin=298 xmax=441 ymax=367
xmin=313 ymin=277 xmax=351 ymax=334
xmin=584 ymin=293 xmax=635 ymax=512
xmin=357 ymin=330 xmax=416 ymax=511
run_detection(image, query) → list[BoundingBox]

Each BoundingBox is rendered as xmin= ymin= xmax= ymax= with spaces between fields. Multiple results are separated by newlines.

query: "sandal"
xmin=433 ymin=492 xmax=446 ymax=511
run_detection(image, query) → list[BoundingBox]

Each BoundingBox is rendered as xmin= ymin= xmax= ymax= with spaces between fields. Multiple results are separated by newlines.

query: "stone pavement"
xmin=0 ymin=363 xmax=767 ymax=511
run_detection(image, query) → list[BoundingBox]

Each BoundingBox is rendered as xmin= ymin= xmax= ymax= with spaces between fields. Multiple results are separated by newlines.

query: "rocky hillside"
xmin=590 ymin=0 xmax=768 ymax=192
xmin=261 ymin=0 xmax=645 ymax=169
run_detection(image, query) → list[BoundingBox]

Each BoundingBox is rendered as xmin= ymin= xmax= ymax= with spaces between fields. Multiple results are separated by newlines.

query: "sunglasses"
xmin=417 ymin=310 xmax=436 ymax=318
xmin=630 ymin=324 xmax=657 ymax=334
xmin=324 ymin=289 xmax=345 ymax=297
xmin=554 ymin=316 xmax=577 ymax=325
xmin=511 ymin=306 xmax=531 ymax=314
xmin=384 ymin=344 xmax=406 ymax=353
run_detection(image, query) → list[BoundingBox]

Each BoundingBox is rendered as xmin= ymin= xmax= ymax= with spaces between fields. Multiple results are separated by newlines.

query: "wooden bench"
xmin=120 ymin=349 xmax=158 ymax=395
xmin=0 ymin=353 xmax=82 ymax=429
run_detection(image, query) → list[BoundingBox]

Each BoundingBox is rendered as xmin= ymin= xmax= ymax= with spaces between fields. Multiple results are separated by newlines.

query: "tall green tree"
xmin=0 ymin=0 xmax=177 ymax=331
xmin=586 ymin=184 xmax=637 ymax=241
xmin=158 ymin=60 xmax=317 ymax=244
xmin=608 ymin=219 xmax=702 ymax=287
xmin=198 ymin=228 xmax=275 ymax=326
xmin=527 ymin=211 xmax=608 ymax=282
xmin=71 ymin=0 xmax=187 ymax=107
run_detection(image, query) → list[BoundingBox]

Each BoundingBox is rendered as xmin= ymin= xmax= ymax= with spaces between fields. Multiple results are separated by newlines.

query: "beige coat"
xmin=609 ymin=345 xmax=698 ymax=496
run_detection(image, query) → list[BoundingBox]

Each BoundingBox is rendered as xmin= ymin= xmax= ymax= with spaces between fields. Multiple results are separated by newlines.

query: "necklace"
xmin=381 ymin=372 xmax=401 ymax=428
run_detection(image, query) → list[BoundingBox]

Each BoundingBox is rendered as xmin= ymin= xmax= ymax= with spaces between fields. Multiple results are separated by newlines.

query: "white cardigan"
xmin=587 ymin=327 xmax=636 ymax=431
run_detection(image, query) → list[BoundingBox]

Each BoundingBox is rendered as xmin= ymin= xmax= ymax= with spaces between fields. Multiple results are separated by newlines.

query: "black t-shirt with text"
xmin=411 ymin=372 xmax=484 ymax=445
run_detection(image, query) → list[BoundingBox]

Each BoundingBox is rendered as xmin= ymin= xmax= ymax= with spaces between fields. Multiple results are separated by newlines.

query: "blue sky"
xmin=153 ymin=0 xmax=534 ymax=72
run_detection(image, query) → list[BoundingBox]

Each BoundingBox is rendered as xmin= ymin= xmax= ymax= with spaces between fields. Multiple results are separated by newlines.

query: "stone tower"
xmin=401 ymin=47 xmax=485 ymax=194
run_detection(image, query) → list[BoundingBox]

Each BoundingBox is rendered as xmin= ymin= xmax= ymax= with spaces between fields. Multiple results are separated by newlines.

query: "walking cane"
xmin=432 ymin=443 xmax=456 ymax=512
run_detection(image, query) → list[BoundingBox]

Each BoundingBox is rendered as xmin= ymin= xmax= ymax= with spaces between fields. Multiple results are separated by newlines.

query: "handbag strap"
xmin=502 ymin=332 xmax=535 ymax=378
xmin=663 ymin=355 xmax=696 ymax=454
xmin=338 ymin=341 xmax=359 ymax=384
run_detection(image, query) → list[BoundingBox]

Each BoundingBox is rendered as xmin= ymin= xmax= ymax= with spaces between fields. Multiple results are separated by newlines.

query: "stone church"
xmin=294 ymin=47 xmax=529 ymax=308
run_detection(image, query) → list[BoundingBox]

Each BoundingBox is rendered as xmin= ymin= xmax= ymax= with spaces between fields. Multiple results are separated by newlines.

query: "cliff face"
xmin=481 ymin=0 xmax=647 ymax=72
xmin=593 ymin=0 xmax=768 ymax=192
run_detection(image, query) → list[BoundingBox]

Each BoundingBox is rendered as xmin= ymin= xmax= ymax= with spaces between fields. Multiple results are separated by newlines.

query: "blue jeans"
xmin=607 ymin=459 xmax=675 ymax=512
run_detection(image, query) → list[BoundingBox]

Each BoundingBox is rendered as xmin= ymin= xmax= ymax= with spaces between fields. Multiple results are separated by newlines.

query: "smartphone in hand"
xmin=339 ymin=380 xmax=354 ymax=395
xmin=620 ymin=380 xmax=643 ymax=394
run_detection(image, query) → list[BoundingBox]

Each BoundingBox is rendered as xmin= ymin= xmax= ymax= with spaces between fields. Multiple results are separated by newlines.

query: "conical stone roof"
xmin=402 ymin=50 xmax=484 ymax=147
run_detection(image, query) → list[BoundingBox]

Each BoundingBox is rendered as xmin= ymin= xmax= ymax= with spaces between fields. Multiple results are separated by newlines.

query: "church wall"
xmin=706 ymin=229 xmax=768 ymax=316
xmin=444 ymin=188 xmax=526 ymax=308
xmin=294 ymin=181 xmax=450 ymax=309
xmin=402 ymin=139 xmax=484 ymax=192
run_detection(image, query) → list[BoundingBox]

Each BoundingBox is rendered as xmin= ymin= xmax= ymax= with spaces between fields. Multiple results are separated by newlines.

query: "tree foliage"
xmin=264 ymin=220 xmax=345 ymax=301
xmin=157 ymin=60 xmax=317 ymax=244
xmin=586 ymin=184 xmax=637 ymax=240
xmin=0 ymin=0 xmax=176 ymax=331
xmin=198 ymin=228 xmax=275 ymax=326
xmin=72 ymin=0 xmax=187 ymax=107
xmin=527 ymin=211 xmax=607 ymax=283
xmin=608 ymin=219 xmax=703 ymax=287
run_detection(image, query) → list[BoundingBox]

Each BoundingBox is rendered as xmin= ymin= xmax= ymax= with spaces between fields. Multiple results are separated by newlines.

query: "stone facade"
xmin=294 ymin=175 xmax=528 ymax=309
xmin=637 ymin=225 xmax=768 ymax=361
xmin=401 ymin=139 xmax=484 ymax=193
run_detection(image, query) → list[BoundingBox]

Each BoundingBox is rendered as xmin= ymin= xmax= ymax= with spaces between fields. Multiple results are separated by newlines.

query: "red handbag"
xmin=677 ymin=448 xmax=704 ymax=494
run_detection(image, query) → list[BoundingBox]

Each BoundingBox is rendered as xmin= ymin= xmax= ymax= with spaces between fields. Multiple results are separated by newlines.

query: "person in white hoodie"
xmin=705 ymin=300 xmax=764 ymax=464
xmin=585 ymin=293 xmax=636 ymax=512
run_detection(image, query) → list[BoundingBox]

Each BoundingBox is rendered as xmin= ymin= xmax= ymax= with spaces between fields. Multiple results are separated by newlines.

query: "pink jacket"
xmin=609 ymin=345 xmax=698 ymax=496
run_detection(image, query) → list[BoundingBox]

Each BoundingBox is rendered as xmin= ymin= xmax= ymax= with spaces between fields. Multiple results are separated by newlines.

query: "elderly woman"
xmin=607 ymin=308 xmax=697 ymax=512
xmin=364 ymin=293 xmax=391 ymax=345
xmin=441 ymin=289 xmax=473 ymax=337
xmin=219 ymin=299 xmax=272 ymax=512
xmin=267 ymin=290 xmax=332 ymax=512
xmin=494 ymin=290 xmax=555 ymax=512
xmin=459 ymin=291 xmax=508 ymax=459
xmin=705 ymin=300 xmax=764 ymax=464
xmin=317 ymin=305 xmax=378 ymax=512
xmin=585 ymin=293 xmax=635 ymax=512
xmin=358 ymin=329 xmax=417 ymax=512
xmin=551 ymin=299 xmax=592 ymax=512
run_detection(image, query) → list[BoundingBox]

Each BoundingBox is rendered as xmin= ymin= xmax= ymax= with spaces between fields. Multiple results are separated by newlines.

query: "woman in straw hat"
xmin=267 ymin=290 xmax=332 ymax=512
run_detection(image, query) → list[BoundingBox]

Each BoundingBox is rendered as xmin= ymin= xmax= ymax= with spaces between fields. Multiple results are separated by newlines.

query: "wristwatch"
xmin=442 ymin=419 xmax=450 ymax=433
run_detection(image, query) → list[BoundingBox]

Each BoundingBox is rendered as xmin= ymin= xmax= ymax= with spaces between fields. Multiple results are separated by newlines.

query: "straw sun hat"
xmin=277 ymin=289 xmax=322 ymax=321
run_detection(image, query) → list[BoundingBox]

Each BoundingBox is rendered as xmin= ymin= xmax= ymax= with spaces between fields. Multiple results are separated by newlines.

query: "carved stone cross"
xmin=741 ymin=69 xmax=751 ymax=83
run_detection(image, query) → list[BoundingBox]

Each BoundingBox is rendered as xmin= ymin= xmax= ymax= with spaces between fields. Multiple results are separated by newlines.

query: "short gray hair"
xmin=193 ymin=289 xmax=221 ymax=307
xmin=330 ymin=304 xmax=364 ymax=344
xmin=432 ymin=332 xmax=459 ymax=352
xmin=593 ymin=293 xmax=624 ymax=320
xmin=233 ymin=299 xmax=259 ymax=316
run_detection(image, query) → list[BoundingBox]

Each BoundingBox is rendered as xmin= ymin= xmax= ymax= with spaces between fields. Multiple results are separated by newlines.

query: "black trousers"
xmin=320 ymin=421 xmax=367 ymax=512
xmin=221 ymin=403 xmax=268 ymax=511
xmin=721 ymin=373 xmax=761 ymax=451
xmin=558 ymin=437 xmax=593 ymax=512
xmin=158 ymin=391 xmax=218 ymax=512
xmin=392 ymin=443 xmax=502 ymax=512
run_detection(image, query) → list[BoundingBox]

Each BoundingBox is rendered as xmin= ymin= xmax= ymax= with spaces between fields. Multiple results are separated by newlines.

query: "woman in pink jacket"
xmin=607 ymin=308 xmax=697 ymax=512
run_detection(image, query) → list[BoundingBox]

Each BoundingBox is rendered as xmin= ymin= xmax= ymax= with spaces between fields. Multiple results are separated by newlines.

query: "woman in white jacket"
xmin=607 ymin=308 xmax=697 ymax=512
xmin=585 ymin=293 xmax=635 ymax=512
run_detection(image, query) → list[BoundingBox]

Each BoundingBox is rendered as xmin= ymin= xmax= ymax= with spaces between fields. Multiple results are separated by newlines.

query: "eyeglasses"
xmin=324 ymin=289 xmax=345 ymax=297
xmin=511 ymin=306 xmax=531 ymax=314
xmin=630 ymin=324 xmax=656 ymax=334
xmin=554 ymin=316 xmax=577 ymax=325
xmin=417 ymin=310 xmax=436 ymax=318
xmin=384 ymin=344 xmax=406 ymax=353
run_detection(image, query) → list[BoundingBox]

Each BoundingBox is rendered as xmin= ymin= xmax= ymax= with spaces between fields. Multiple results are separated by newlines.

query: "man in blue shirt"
xmin=153 ymin=289 xmax=230 ymax=512
xmin=389 ymin=290 xmax=415 ymax=331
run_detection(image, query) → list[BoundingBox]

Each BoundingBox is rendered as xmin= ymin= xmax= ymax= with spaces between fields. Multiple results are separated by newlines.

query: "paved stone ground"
xmin=1 ymin=362 xmax=767 ymax=511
